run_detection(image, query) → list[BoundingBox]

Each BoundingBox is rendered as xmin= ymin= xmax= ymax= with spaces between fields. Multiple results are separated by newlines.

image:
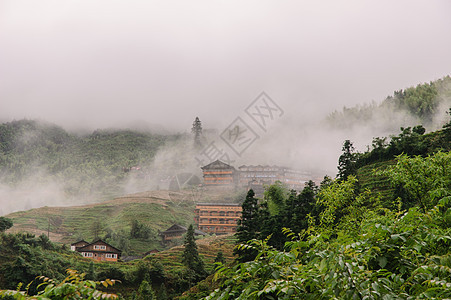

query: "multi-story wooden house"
xmin=201 ymin=160 xmax=236 ymax=186
xmin=72 ymin=239 xmax=122 ymax=262
xmin=238 ymin=165 xmax=308 ymax=190
xmin=200 ymin=161 xmax=310 ymax=190
xmin=194 ymin=203 xmax=242 ymax=234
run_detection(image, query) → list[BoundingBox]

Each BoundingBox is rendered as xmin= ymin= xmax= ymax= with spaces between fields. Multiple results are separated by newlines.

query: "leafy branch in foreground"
xmin=0 ymin=269 xmax=119 ymax=300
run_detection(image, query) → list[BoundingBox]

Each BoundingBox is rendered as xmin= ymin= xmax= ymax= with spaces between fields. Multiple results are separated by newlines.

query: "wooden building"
xmin=200 ymin=161 xmax=310 ymax=190
xmin=70 ymin=240 xmax=88 ymax=251
xmin=194 ymin=203 xmax=242 ymax=234
xmin=159 ymin=224 xmax=206 ymax=243
xmin=238 ymin=165 xmax=308 ymax=190
xmin=73 ymin=239 xmax=122 ymax=262
xmin=201 ymin=160 xmax=236 ymax=186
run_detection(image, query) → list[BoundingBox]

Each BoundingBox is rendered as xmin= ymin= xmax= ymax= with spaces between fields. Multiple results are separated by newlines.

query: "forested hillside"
xmin=0 ymin=120 xmax=177 ymax=214
xmin=327 ymin=76 xmax=451 ymax=132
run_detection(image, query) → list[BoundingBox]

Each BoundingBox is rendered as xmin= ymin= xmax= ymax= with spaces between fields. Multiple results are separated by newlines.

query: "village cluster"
xmin=70 ymin=159 xmax=311 ymax=261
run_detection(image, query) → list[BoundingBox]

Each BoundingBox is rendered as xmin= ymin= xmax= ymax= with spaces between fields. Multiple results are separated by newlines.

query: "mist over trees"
xmin=0 ymin=119 xmax=174 ymax=214
xmin=327 ymin=76 xmax=451 ymax=132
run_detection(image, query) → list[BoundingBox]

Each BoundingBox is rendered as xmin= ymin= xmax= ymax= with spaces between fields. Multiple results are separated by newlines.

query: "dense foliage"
xmin=0 ymin=228 xmax=235 ymax=299
xmin=235 ymin=180 xmax=320 ymax=259
xmin=182 ymin=225 xmax=208 ymax=286
xmin=0 ymin=232 xmax=165 ymax=298
xmin=207 ymin=151 xmax=451 ymax=299
xmin=0 ymin=269 xmax=119 ymax=300
xmin=0 ymin=217 xmax=13 ymax=232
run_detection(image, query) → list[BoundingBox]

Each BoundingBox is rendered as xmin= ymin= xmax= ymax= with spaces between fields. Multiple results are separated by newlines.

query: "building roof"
xmin=70 ymin=240 xmax=88 ymax=246
xmin=160 ymin=224 xmax=206 ymax=236
xmin=196 ymin=202 xmax=241 ymax=207
xmin=76 ymin=239 xmax=122 ymax=254
xmin=201 ymin=160 xmax=235 ymax=170
xmin=160 ymin=224 xmax=187 ymax=234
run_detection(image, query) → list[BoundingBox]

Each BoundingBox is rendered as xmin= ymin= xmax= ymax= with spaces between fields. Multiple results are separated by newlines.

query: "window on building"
xmin=94 ymin=245 xmax=107 ymax=250
xmin=82 ymin=252 xmax=93 ymax=257
xmin=105 ymin=253 xmax=117 ymax=259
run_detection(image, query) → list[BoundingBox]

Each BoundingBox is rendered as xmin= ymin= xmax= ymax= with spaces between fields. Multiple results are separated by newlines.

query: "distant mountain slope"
xmin=327 ymin=76 xmax=451 ymax=132
xmin=0 ymin=120 xmax=177 ymax=214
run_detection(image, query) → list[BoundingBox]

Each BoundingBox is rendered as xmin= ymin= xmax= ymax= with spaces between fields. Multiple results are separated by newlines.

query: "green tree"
xmin=316 ymin=176 xmax=374 ymax=234
xmin=381 ymin=152 xmax=450 ymax=211
xmin=137 ymin=280 xmax=156 ymax=300
xmin=130 ymin=220 xmax=152 ymax=240
xmin=337 ymin=139 xmax=357 ymax=181
xmin=235 ymin=189 xmax=259 ymax=243
xmin=291 ymin=180 xmax=318 ymax=233
xmin=214 ymin=251 xmax=225 ymax=265
xmin=90 ymin=221 xmax=104 ymax=240
xmin=443 ymin=107 xmax=451 ymax=142
xmin=0 ymin=217 xmax=13 ymax=232
xmin=181 ymin=224 xmax=206 ymax=282
xmin=264 ymin=181 xmax=288 ymax=216
xmin=86 ymin=261 xmax=96 ymax=281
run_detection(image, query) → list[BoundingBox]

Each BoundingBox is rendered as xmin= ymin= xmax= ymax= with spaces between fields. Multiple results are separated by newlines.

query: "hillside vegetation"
xmin=0 ymin=230 xmax=235 ymax=299
xmin=196 ymin=150 xmax=450 ymax=299
xmin=327 ymin=76 xmax=451 ymax=131
xmin=0 ymin=120 xmax=173 ymax=208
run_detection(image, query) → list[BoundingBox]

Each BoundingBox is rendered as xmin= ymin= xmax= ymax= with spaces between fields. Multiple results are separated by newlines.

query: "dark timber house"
xmin=72 ymin=239 xmax=122 ymax=262
xmin=159 ymin=224 xmax=206 ymax=243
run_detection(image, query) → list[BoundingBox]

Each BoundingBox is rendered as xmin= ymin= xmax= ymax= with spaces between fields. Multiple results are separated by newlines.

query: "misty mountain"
xmin=326 ymin=76 xmax=451 ymax=133
xmin=0 ymin=120 xmax=174 ymax=214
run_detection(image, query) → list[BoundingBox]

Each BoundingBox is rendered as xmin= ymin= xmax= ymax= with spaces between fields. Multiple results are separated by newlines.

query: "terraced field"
xmin=148 ymin=234 xmax=236 ymax=272
xmin=6 ymin=191 xmax=197 ymax=251
xmin=356 ymin=160 xmax=396 ymax=206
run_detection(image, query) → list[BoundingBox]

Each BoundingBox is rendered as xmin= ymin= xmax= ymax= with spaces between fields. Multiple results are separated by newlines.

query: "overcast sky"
xmin=1 ymin=0 xmax=450 ymax=132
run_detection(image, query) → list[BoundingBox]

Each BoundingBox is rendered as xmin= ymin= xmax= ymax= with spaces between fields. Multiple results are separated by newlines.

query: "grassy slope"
xmin=5 ymin=189 xmax=240 ymax=253
xmin=6 ymin=190 xmax=195 ymax=252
